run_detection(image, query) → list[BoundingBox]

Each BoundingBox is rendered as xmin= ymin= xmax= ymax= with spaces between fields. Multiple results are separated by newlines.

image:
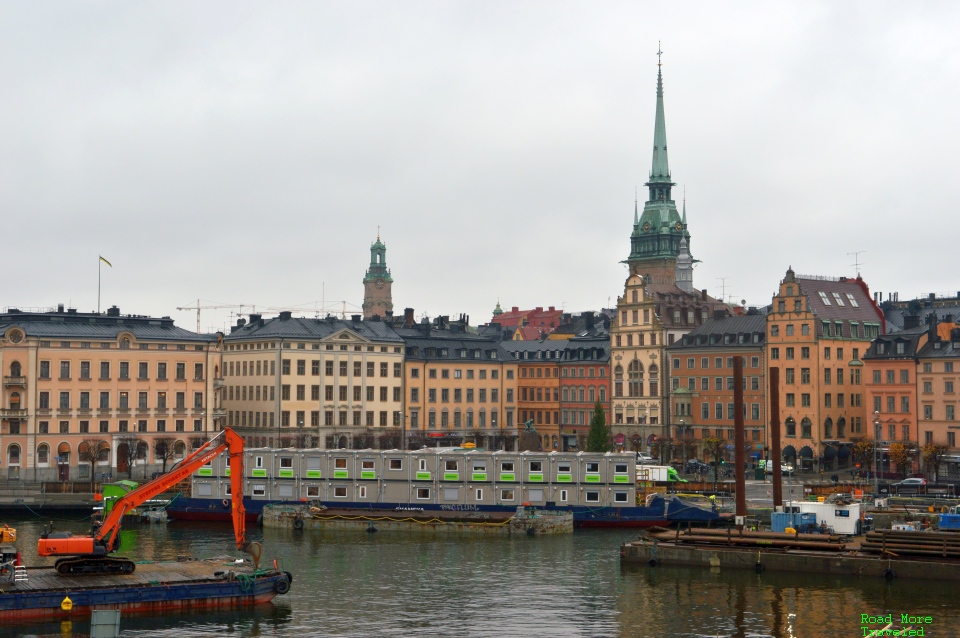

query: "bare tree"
xmin=190 ymin=436 xmax=208 ymax=450
xmin=922 ymin=443 xmax=950 ymax=483
xmin=378 ymin=431 xmax=401 ymax=450
xmin=78 ymin=438 xmax=109 ymax=491
xmin=154 ymin=437 xmax=178 ymax=474
xmin=888 ymin=443 xmax=914 ymax=479
xmin=115 ymin=436 xmax=142 ymax=480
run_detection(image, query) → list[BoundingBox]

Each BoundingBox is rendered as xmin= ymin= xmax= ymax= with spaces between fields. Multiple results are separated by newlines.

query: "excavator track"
xmin=55 ymin=556 xmax=136 ymax=575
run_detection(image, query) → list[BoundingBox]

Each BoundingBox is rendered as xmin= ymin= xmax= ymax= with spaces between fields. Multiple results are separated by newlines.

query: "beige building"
xmin=223 ymin=312 xmax=404 ymax=449
xmin=0 ymin=305 xmax=222 ymax=482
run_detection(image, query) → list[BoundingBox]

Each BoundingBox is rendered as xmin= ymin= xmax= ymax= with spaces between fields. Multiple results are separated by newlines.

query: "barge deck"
xmin=0 ymin=559 xmax=292 ymax=621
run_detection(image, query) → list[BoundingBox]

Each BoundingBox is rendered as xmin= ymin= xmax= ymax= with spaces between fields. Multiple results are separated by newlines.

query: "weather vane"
xmin=657 ymin=41 xmax=662 ymax=68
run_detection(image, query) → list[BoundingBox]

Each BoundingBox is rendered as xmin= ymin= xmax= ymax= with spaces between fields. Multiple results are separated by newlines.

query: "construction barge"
xmin=0 ymin=559 xmax=292 ymax=621
xmin=263 ymin=503 xmax=574 ymax=535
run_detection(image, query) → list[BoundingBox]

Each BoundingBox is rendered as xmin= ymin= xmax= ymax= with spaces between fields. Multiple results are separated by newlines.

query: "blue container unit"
xmin=771 ymin=512 xmax=816 ymax=533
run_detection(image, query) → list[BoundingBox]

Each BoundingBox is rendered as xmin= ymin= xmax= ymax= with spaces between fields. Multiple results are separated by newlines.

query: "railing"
xmin=0 ymin=408 xmax=27 ymax=419
xmin=3 ymin=376 xmax=25 ymax=386
xmin=213 ymin=378 xmax=225 ymax=389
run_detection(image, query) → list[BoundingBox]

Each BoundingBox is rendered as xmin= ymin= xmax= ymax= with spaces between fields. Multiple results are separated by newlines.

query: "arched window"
xmin=785 ymin=417 xmax=796 ymax=437
xmin=837 ymin=417 xmax=846 ymax=437
xmin=136 ymin=441 xmax=149 ymax=462
xmin=648 ymin=364 xmax=659 ymax=397
xmin=98 ymin=443 xmax=111 ymax=463
xmin=478 ymin=408 xmax=486 ymax=428
xmin=9 ymin=361 xmax=21 ymax=377
xmin=801 ymin=418 xmax=812 ymax=438
xmin=824 ymin=418 xmax=833 ymax=438
xmin=37 ymin=443 xmax=50 ymax=465
xmin=588 ymin=386 xmax=595 ymax=402
xmin=8 ymin=444 xmax=21 ymax=465
xmin=174 ymin=441 xmax=186 ymax=459
xmin=57 ymin=442 xmax=71 ymax=464
xmin=628 ymin=360 xmax=644 ymax=398
xmin=119 ymin=337 xmax=131 ymax=349
xmin=614 ymin=365 xmax=624 ymax=398
xmin=9 ymin=392 xmax=20 ymax=409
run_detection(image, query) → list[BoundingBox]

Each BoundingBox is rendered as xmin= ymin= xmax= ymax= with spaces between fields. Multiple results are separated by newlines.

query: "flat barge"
xmin=263 ymin=503 xmax=574 ymax=535
xmin=0 ymin=559 xmax=292 ymax=621
xmin=620 ymin=527 xmax=960 ymax=581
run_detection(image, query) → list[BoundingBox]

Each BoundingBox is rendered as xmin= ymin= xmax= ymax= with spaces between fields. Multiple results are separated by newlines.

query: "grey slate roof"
xmin=501 ymin=338 xmax=610 ymax=363
xmin=795 ymin=277 xmax=885 ymax=338
xmin=668 ymin=314 xmax=767 ymax=350
xmin=862 ymin=325 xmax=929 ymax=361
xmin=0 ymin=309 xmax=215 ymax=342
xmin=226 ymin=315 xmax=402 ymax=343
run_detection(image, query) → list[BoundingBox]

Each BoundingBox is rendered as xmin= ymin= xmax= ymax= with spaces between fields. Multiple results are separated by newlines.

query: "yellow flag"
xmin=99 ymin=256 xmax=112 ymax=267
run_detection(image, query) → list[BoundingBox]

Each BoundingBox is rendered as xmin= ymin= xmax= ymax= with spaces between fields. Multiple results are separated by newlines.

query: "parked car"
xmin=685 ymin=460 xmax=711 ymax=474
xmin=765 ymin=463 xmax=794 ymax=476
xmin=892 ymin=478 xmax=927 ymax=494
xmin=636 ymin=453 xmax=657 ymax=465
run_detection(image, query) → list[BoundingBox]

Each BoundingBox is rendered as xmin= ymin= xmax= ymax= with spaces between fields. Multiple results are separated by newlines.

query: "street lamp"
xmin=873 ymin=410 xmax=881 ymax=495
xmin=494 ymin=416 xmax=501 ymax=450
xmin=298 ymin=419 xmax=304 ymax=449
xmin=676 ymin=419 xmax=686 ymax=464
xmin=640 ymin=405 xmax=648 ymax=455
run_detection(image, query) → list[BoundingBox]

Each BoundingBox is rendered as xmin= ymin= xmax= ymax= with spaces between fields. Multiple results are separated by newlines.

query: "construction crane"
xmin=176 ymin=300 xmax=251 ymax=332
xmin=265 ymin=301 xmax=362 ymax=319
xmin=38 ymin=427 xmax=261 ymax=575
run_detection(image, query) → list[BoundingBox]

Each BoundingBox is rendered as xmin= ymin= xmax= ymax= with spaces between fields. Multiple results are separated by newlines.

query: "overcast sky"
xmin=3 ymin=2 xmax=958 ymax=334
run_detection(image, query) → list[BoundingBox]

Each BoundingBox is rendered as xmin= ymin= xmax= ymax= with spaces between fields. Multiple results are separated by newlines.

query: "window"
xmin=924 ymin=405 xmax=933 ymax=420
xmin=585 ymin=491 xmax=600 ymax=503
xmin=948 ymin=405 xmax=956 ymax=421
xmin=500 ymin=489 xmax=515 ymax=501
xmin=786 ymin=347 xmax=794 ymax=360
xmin=801 ymin=368 xmax=810 ymax=384
xmin=614 ymin=492 xmax=628 ymax=503
xmin=771 ymin=348 xmax=779 ymax=360
xmin=801 ymin=347 xmax=810 ymax=359
xmin=771 ymin=325 xmax=779 ymax=337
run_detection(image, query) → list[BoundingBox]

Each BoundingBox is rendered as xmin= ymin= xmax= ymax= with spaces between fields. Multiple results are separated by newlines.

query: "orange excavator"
xmin=38 ymin=427 xmax=261 ymax=575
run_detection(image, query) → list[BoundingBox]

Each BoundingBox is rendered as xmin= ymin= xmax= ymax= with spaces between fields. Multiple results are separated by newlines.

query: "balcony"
xmin=0 ymin=408 xmax=27 ymax=419
xmin=3 ymin=376 xmax=25 ymax=387
xmin=214 ymin=377 xmax=225 ymax=389
xmin=212 ymin=408 xmax=226 ymax=419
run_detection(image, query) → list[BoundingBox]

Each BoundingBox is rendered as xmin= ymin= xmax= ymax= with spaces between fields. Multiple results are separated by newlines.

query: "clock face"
xmin=642 ymin=222 xmax=651 ymax=231
xmin=675 ymin=222 xmax=682 ymax=230
xmin=8 ymin=329 xmax=23 ymax=344
xmin=374 ymin=279 xmax=385 ymax=290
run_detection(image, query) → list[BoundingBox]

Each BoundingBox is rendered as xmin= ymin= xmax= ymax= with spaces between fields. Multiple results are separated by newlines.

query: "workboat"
xmin=167 ymin=447 xmax=720 ymax=528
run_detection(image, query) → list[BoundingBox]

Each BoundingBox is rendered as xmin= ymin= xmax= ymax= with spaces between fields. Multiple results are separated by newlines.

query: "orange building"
xmin=667 ymin=313 xmax=767 ymax=463
xmin=916 ymin=320 xmax=960 ymax=457
xmin=767 ymin=268 xmax=884 ymax=472
xmin=0 ymin=306 xmax=222 ymax=482
xmin=503 ymin=341 xmax=562 ymax=450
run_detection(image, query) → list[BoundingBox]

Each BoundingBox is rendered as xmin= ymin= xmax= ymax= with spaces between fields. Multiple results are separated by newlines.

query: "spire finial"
xmin=377 ymin=225 xmax=380 ymax=242
xmin=657 ymin=41 xmax=662 ymax=69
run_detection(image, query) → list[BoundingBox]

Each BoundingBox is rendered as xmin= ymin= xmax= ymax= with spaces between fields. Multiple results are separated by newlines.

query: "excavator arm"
xmin=39 ymin=427 xmax=261 ymax=572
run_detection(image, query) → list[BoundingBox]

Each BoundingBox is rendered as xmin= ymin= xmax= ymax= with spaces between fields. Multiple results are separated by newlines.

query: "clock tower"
xmin=624 ymin=50 xmax=690 ymax=284
xmin=362 ymin=233 xmax=394 ymax=320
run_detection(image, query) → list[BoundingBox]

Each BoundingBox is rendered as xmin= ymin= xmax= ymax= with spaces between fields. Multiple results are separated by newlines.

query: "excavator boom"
xmin=38 ymin=427 xmax=259 ymax=574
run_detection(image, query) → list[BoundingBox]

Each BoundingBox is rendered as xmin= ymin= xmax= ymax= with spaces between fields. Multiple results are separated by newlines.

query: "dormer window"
xmin=819 ymin=291 xmax=831 ymax=306
xmin=832 ymin=292 xmax=845 ymax=307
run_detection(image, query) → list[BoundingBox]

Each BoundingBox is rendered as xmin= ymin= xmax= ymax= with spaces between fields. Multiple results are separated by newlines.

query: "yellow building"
xmin=0 ymin=305 xmax=222 ymax=481
xmin=767 ymin=268 xmax=884 ymax=471
xmin=222 ymin=312 xmax=404 ymax=449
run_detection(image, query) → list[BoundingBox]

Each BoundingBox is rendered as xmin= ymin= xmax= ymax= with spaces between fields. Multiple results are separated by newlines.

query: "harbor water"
xmin=3 ymin=515 xmax=960 ymax=637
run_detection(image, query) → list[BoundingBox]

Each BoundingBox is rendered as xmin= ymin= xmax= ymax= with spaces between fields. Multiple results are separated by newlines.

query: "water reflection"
xmin=3 ymin=517 xmax=960 ymax=637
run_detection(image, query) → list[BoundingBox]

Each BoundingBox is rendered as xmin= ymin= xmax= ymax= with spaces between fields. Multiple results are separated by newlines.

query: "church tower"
xmin=625 ymin=50 xmax=690 ymax=283
xmin=362 ymin=233 xmax=394 ymax=320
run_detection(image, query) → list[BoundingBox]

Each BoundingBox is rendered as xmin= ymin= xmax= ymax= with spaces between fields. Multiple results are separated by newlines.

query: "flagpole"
xmin=98 ymin=257 xmax=101 ymax=315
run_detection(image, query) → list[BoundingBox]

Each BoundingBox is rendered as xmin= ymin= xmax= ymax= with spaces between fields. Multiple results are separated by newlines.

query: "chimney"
xmin=249 ymin=314 xmax=261 ymax=325
xmin=951 ymin=328 xmax=960 ymax=343
xmin=713 ymin=310 xmax=726 ymax=320
xmin=420 ymin=317 xmax=431 ymax=336
xmin=548 ymin=306 xmax=555 ymax=312
xmin=903 ymin=315 xmax=920 ymax=330
xmin=404 ymin=308 xmax=415 ymax=328
xmin=584 ymin=311 xmax=595 ymax=329
xmin=511 ymin=307 xmax=519 ymax=313
xmin=701 ymin=289 xmax=707 ymax=301
xmin=351 ymin=314 xmax=362 ymax=324
xmin=106 ymin=306 xmax=120 ymax=317
xmin=747 ymin=306 xmax=759 ymax=315
xmin=57 ymin=303 xmax=65 ymax=313
xmin=944 ymin=314 xmax=954 ymax=324
xmin=385 ymin=310 xmax=393 ymax=318
xmin=279 ymin=311 xmax=292 ymax=320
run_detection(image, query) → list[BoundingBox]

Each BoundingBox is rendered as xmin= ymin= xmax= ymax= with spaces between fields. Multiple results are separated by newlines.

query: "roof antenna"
xmin=848 ymin=251 xmax=865 ymax=277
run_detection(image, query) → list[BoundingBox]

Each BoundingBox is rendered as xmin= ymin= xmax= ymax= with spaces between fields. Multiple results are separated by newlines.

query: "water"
xmin=4 ymin=515 xmax=960 ymax=637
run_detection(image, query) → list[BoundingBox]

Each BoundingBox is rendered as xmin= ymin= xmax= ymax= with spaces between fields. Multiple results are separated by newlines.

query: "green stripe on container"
xmin=197 ymin=468 xmax=212 ymax=477
xmin=252 ymin=469 xmax=267 ymax=477
xmin=614 ymin=475 xmax=629 ymax=483
xmin=443 ymin=473 xmax=459 ymax=481
xmin=557 ymin=474 xmax=571 ymax=483
xmin=361 ymin=471 xmax=376 ymax=479
xmin=471 ymin=473 xmax=487 ymax=481
xmin=528 ymin=474 xmax=543 ymax=482
xmin=584 ymin=474 xmax=600 ymax=483
xmin=416 ymin=472 xmax=431 ymax=480
xmin=225 ymin=468 xmax=230 ymax=477
xmin=499 ymin=473 xmax=515 ymax=482
xmin=306 ymin=470 xmax=321 ymax=479
xmin=279 ymin=470 xmax=294 ymax=478
xmin=334 ymin=470 xmax=348 ymax=479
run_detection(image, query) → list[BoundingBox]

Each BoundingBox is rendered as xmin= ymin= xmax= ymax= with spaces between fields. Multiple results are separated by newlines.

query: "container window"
xmin=527 ymin=489 xmax=544 ymax=501
xmin=557 ymin=463 xmax=571 ymax=473
xmin=585 ymin=462 xmax=600 ymax=473
xmin=585 ymin=491 xmax=600 ymax=502
xmin=419 ymin=459 xmax=427 ymax=471
xmin=280 ymin=457 xmax=293 ymax=469
xmin=559 ymin=490 xmax=568 ymax=502
xmin=445 ymin=460 xmax=458 ymax=471
xmin=614 ymin=463 xmax=628 ymax=474
xmin=335 ymin=458 xmax=347 ymax=469
xmin=278 ymin=484 xmax=294 ymax=498
xmin=500 ymin=461 xmax=514 ymax=473
xmin=306 ymin=486 xmax=320 ymax=498
xmin=196 ymin=483 xmax=213 ymax=496
xmin=252 ymin=484 xmax=266 ymax=496
xmin=334 ymin=486 xmax=347 ymax=498
xmin=475 ymin=488 xmax=483 ymax=500
xmin=500 ymin=489 xmax=515 ymax=501
xmin=614 ymin=491 xmax=628 ymax=503
xmin=443 ymin=488 xmax=459 ymax=501
xmin=255 ymin=456 xmax=263 ymax=468
xmin=472 ymin=461 xmax=486 ymax=472
xmin=306 ymin=457 xmax=321 ymax=470
xmin=529 ymin=461 xmax=542 ymax=473
xmin=362 ymin=459 xmax=375 ymax=470
xmin=416 ymin=488 xmax=430 ymax=500
xmin=389 ymin=458 xmax=403 ymax=470
xmin=359 ymin=486 xmax=367 ymax=499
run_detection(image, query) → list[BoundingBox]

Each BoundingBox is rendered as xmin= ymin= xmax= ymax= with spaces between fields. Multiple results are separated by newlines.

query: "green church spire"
xmin=650 ymin=45 xmax=670 ymax=184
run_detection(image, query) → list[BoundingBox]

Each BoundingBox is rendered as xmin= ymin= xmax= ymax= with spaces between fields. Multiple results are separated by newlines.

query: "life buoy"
xmin=222 ymin=499 xmax=230 ymax=508
xmin=648 ymin=558 xmax=659 ymax=568
xmin=293 ymin=518 xmax=304 ymax=530
xmin=275 ymin=575 xmax=290 ymax=595
xmin=883 ymin=569 xmax=896 ymax=581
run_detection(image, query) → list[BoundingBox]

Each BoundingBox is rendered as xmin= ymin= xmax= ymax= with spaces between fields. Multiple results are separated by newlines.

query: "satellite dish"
xmin=741 ymin=299 xmax=746 ymax=305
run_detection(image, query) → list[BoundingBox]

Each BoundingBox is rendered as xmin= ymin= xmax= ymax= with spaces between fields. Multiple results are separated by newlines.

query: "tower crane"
xmin=176 ymin=300 xmax=251 ymax=332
